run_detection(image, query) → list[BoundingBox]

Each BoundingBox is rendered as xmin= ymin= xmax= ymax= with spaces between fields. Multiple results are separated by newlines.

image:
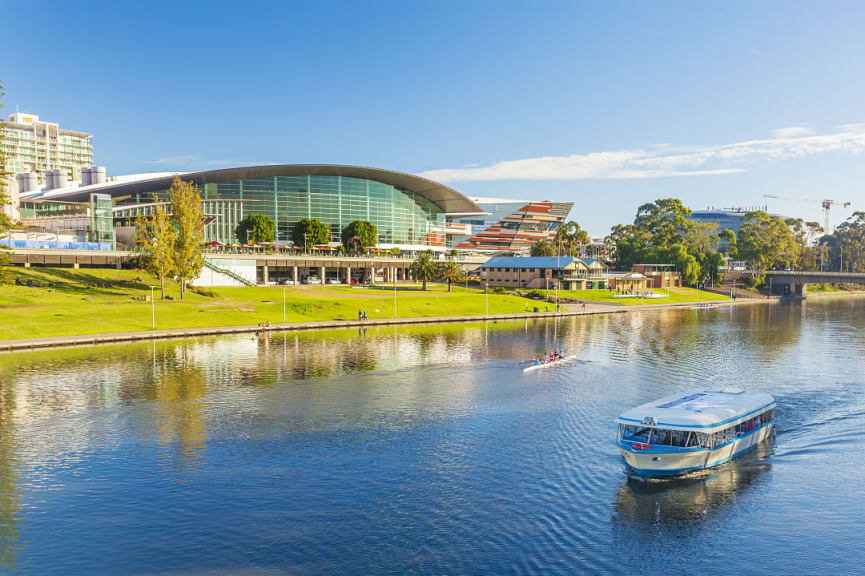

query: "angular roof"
xmin=481 ymin=256 xmax=575 ymax=269
xmin=615 ymin=389 xmax=776 ymax=432
xmin=23 ymin=164 xmax=483 ymax=215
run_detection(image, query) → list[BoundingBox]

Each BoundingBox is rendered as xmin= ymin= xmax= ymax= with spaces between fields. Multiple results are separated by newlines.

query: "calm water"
xmin=1 ymin=300 xmax=864 ymax=575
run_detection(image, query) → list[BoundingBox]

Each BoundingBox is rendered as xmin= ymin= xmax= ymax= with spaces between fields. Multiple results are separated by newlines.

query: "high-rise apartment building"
xmin=1 ymin=112 xmax=93 ymax=183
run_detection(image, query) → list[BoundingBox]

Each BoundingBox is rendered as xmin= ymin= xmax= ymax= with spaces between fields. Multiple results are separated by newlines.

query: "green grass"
xmin=0 ymin=268 xmax=561 ymax=341
xmin=552 ymin=287 xmax=731 ymax=306
xmin=806 ymin=282 xmax=864 ymax=294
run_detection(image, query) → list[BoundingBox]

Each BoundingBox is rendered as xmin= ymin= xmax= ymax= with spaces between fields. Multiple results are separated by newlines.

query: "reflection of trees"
xmin=150 ymin=345 xmax=209 ymax=471
xmin=0 ymin=382 xmax=21 ymax=572
xmin=613 ymin=440 xmax=773 ymax=527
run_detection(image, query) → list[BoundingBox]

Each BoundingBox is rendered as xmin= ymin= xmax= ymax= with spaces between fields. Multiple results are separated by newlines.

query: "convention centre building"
xmin=9 ymin=164 xmax=572 ymax=253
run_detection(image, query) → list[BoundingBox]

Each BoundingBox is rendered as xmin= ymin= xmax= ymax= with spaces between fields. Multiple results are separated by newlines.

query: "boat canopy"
xmin=615 ymin=388 xmax=776 ymax=433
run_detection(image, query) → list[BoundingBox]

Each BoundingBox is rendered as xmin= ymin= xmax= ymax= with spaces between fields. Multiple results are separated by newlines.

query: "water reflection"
xmin=0 ymin=300 xmax=864 ymax=575
xmin=613 ymin=439 xmax=774 ymax=527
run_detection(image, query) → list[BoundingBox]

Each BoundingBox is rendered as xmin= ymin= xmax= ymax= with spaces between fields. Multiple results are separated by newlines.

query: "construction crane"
xmin=762 ymin=194 xmax=852 ymax=234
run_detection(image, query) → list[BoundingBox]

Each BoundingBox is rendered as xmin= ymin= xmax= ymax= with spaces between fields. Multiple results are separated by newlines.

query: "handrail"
xmin=202 ymin=259 xmax=255 ymax=286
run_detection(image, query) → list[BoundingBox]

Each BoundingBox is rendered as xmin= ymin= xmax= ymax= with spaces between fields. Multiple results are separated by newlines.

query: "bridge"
xmin=765 ymin=270 xmax=865 ymax=298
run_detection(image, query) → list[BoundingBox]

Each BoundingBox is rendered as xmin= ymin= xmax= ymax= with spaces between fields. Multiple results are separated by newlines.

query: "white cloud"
xmin=419 ymin=124 xmax=865 ymax=182
xmin=771 ymin=125 xmax=814 ymax=138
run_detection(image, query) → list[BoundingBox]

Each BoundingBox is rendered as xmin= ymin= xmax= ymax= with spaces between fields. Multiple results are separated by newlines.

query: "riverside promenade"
xmin=0 ymin=298 xmax=767 ymax=352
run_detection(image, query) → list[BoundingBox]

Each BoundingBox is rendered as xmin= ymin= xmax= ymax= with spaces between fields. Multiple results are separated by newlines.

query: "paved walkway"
xmin=0 ymin=298 xmax=759 ymax=352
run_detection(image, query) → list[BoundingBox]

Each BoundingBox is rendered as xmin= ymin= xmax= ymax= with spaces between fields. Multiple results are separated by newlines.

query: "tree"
xmin=821 ymin=212 xmax=865 ymax=272
xmin=440 ymin=259 xmax=463 ymax=292
xmin=718 ymin=228 xmax=737 ymax=258
xmin=341 ymin=220 xmax=377 ymax=251
xmin=738 ymin=211 xmax=800 ymax=283
xmin=292 ymin=217 xmax=330 ymax=249
xmin=134 ymin=194 xmax=177 ymax=299
xmin=530 ymin=238 xmax=555 ymax=257
xmin=555 ymin=221 xmax=590 ymax=257
xmin=409 ymin=251 xmax=440 ymax=291
xmin=170 ymin=176 xmax=205 ymax=299
xmin=0 ymin=78 xmax=13 ymax=283
xmin=235 ymin=213 xmax=275 ymax=245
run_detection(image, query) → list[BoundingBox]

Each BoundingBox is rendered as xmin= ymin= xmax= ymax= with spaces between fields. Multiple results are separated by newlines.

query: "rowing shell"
xmin=523 ymin=355 xmax=578 ymax=372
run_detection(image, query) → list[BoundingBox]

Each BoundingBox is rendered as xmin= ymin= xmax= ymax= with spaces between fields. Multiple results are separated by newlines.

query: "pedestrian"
xmin=358 ymin=309 xmax=362 ymax=321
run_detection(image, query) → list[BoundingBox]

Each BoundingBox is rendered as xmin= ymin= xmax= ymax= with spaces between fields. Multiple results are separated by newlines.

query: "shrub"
xmin=191 ymin=286 xmax=217 ymax=297
xmin=526 ymin=289 xmax=546 ymax=299
xmin=491 ymin=286 xmax=506 ymax=294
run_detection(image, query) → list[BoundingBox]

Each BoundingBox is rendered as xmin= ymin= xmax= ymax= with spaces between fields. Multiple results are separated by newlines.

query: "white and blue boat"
xmin=615 ymin=388 xmax=775 ymax=478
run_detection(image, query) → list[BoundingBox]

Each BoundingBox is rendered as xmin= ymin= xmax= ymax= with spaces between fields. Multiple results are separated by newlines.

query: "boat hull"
xmin=619 ymin=422 xmax=773 ymax=478
xmin=523 ymin=355 xmax=577 ymax=372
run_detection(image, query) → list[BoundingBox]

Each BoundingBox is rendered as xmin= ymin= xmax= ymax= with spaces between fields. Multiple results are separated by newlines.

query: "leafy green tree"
xmin=341 ymin=220 xmax=377 ymax=251
xmin=556 ymin=220 xmax=590 ymax=256
xmin=821 ymin=212 xmax=865 ymax=272
xmin=235 ymin=213 xmax=276 ymax=245
xmin=170 ymin=176 xmax=205 ymax=299
xmin=440 ymin=258 xmax=463 ymax=292
xmin=409 ymin=251 xmax=440 ymax=291
xmin=738 ymin=211 xmax=800 ymax=282
xmin=292 ymin=217 xmax=330 ymax=249
xmin=718 ymin=228 xmax=737 ymax=258
xmin=530 ymin=238 xmax=555 ymax=257
xmin=0 ymin=78 xmax=13 ymax=283
xmin=134 ymin=193 xmax=177 ymax=299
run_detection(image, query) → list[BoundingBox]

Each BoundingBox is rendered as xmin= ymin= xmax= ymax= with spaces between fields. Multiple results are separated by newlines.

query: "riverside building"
xmin=10 ymin=164 xmax=487 ymax=251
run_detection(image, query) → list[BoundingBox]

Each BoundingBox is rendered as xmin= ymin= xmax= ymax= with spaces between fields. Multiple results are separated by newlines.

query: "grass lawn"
xmin=806 ymin=282 xmax=864 ymax=294
xmin=0 ymin=267 xmax=558 ymax=341
xmin=553 ymin=286 xmax=731 ymax=306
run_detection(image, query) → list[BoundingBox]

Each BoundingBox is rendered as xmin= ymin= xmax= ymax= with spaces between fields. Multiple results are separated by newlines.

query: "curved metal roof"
xmin=37 ymin=164 xmax=483 ymax=214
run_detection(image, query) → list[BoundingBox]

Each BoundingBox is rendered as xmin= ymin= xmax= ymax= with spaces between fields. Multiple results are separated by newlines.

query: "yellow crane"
xmin=763 ymin=194 xmax=852 ymax=234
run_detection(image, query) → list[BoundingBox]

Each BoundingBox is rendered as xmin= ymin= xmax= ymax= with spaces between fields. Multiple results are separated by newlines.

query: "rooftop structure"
xmin=615 ymin=389 xmax=777 ymax=433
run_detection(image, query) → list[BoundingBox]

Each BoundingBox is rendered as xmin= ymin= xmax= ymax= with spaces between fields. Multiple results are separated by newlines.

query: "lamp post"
xmin=394 ymin=277 xmax=397 ymax=319
xmin=283 ymin=285 xmax=286 ymax=323
xmin=149 ymin=286 xmax=156 ymax=330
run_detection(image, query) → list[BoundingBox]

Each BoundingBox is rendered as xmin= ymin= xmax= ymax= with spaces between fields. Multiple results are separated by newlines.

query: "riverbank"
xmin=0 ymin=267 xmax=734 ymax=343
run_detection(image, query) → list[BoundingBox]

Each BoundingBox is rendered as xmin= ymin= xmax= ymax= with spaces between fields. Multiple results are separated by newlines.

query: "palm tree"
xmin=530 ymin=239 xmax=555 ymax=257
xmin=440 ymin=259 xmax=463 ymax=292
xmin=410 ymin=251 xmax=440 ymax=291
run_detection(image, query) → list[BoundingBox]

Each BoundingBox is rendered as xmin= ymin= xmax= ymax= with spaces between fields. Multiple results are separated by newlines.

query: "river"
xmin=1 ymin=299 xmax=864 ymax=574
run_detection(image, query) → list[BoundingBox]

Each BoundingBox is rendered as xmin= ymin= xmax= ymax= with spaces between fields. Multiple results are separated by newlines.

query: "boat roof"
xmin=615 ymin=388 xmax=775 ymax=431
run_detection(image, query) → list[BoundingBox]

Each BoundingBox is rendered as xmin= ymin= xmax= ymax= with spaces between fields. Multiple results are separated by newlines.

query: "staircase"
xmin=702 ymin=271 xmax=763 ymax=299
xmin=203 ymin=259 xmax=255 ymax=286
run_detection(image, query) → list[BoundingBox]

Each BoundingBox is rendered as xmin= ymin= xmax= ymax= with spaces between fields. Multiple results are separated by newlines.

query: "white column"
xmin=320 ymin=266 xmax=325 ymax=282
xmin=370 ymin=266 xmax=375 ymax=284
xmin=293 ymin=266 xmax=298 ymax=283
xmin=346 ymin=266 xmax=351 ymax=284
xmin=263 ymin=265 xmax=269 ymax=284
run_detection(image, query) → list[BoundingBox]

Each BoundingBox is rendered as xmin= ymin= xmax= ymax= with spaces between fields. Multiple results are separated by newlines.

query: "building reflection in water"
xmin=612 ymin=439 xmax=774 ymax=528
xmin=0 ymin=381 xmax=22 ymax=572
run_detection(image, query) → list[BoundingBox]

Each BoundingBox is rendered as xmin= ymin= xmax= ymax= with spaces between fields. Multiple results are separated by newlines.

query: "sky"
xmin=3 ymin=0 xmax=865 ymax=235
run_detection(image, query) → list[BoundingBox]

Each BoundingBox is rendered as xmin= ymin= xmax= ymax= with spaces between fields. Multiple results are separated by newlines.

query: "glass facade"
xmin=121 ymin=175 xmax=447 ymax=246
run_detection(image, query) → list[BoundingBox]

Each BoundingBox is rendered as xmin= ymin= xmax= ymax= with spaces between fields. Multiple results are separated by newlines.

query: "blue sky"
xmin=3 ymin=0 xmax=865 ymax=235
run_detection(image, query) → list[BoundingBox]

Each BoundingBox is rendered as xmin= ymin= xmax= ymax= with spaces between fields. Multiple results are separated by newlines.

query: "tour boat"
xmin=615 ymin=388 xmax=775 ymax=478
xmin=523 ymin=355 xmax=578 ymax=372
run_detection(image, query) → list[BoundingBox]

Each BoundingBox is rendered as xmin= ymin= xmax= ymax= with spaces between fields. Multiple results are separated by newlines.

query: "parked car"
xmin=327 ymin=279 xmax=342 ymax=285
xmin=307 ymin=278 xmax=322 ymax=285
xmin=282 ymin=279 xmax=295 ymax=285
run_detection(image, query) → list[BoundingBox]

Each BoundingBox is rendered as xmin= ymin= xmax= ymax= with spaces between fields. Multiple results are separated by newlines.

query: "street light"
xmin=394 ymin=275 xmax=397 ymax=319
xmin=283 ymin=284 xmax=286 ymax=323
xmin=149 ymin=286 xmax=156 ymax=330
